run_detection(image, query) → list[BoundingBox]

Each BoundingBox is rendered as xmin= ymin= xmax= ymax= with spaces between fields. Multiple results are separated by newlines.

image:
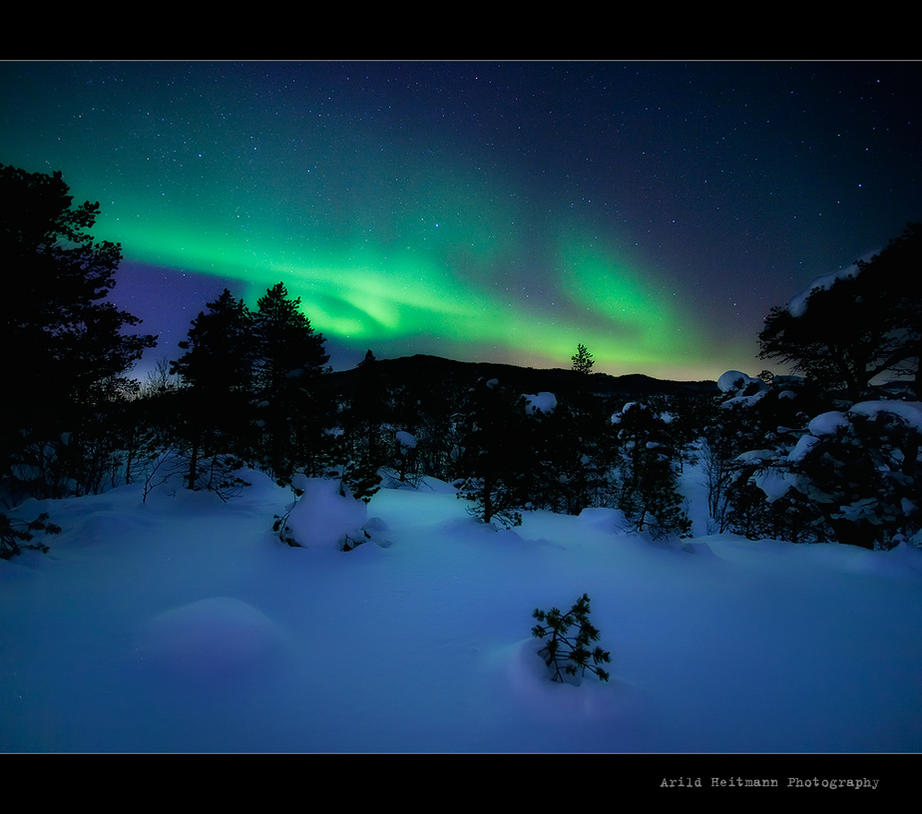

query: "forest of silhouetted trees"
xmin=3 ymin=163 xmax=921 ymax=558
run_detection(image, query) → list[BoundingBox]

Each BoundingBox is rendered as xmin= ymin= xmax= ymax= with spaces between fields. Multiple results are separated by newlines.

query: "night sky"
xmin=2 ymin=60 xmax=920 ymax=381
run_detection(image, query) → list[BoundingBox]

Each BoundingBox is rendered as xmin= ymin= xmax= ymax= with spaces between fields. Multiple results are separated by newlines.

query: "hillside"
xmin=328 ymin=353 xmax=718 ymax=401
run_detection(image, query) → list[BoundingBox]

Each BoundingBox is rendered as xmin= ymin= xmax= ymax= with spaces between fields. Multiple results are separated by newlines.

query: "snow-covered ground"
xmin=2 ymin=464 xmax=922 ymax=753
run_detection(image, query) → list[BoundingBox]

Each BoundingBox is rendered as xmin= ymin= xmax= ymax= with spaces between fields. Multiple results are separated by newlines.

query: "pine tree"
xmin=759 ymin=222 xmax=922 ymax=401
xmin=453 ymin=379 xmax=533 ymax=527
xmin=341 ymin=444 xmax=382 ymax=504
xmin=0 ymin=164 xmax=156 ymax=496
xmin=532 ymin=594 xmax=611 ymax=684
xmin=571 ymin=343 xmax=595 ymax=375
xmin=344 ymin=349 xmax=388 ymax=461
xmin=528 ymin=394 xmax=616 ymax=515
xmin=611 ymin=402 xmax=691 ymax=538
xmin=854 ymin=222 xmax=922 ymax=399
xmin=170 ymin=289 xmax=255 ymax=493
xmin=391 ymin=429 xmax=422 ymax=486
xmin=251 ymin=282 xmax=331 ymax=482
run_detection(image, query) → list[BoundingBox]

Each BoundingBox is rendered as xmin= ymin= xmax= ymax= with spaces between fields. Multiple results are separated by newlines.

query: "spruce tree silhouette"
xmin=170 ymin=289 xmax=255 ymax=493
xmin=0 ymin=163 xmax=155 ymax=497
xmin=252 ymin=282 xmax=331 ymax=482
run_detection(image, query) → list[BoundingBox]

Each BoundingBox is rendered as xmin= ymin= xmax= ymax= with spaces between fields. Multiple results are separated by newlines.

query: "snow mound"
xmin=721 ymin=391 xmax=767 ymax=409
xmin=74 ymin=510 xmax=154 ymax=547
xmin=523 ymin=392 xmax=557 ymax=414
xmin=363 ymin=515 xmax=392 ymax=548
xmin=138 ymin=597 xmax=287 ymax=680
xmin=807 ymin=411 xmax=848 ymax=436
xmin=717 ymin=370 xmax=759 ymax=393
xmin=284 ymin=478 xmax=368 ymax=549
xmin=680 ymin=540 xmax=717 ymax=557
xmin=501 ymin=638 xmax=628 ymax=724
xmin=788 ymin=434 xmax=821 ymax=462
xmin=578 ymin=506 xmax=631 ymax=533
xmin=395 ymin=430 xmax=417 ymax=448
xmin=226 ymin=467 xmax=291 ymax=503
xmin=717 ymin=370 xmax=770 ymax=408
xmin=414 ymin=476 xmax=458 ymax=494
xmin=849 ymin=400 xmax=922 ymax=431
xmin=839 ymin=542 xmax=922 ymax=581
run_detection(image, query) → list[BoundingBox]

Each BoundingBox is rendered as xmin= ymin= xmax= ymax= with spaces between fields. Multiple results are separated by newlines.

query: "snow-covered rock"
xmin=523 ymin=392 xmax=557 ymax=415
xmin=395 ymin=430 xmax=417 ymax=448
xmin=717 ymin=370 xmax=760 ymax=393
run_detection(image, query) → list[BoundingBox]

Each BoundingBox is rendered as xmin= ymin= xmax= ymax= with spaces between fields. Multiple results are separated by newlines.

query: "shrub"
xmin=531 ymin=593 xmax=611 ymax=684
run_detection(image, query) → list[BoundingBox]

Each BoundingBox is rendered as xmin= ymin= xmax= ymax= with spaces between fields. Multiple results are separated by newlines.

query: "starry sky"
xmin=2 ymin=60 xmax=920 ymax=381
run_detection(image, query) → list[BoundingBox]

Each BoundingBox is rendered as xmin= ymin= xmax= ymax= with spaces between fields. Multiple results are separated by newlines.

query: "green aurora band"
xmin=93 ymin=202 xmax=710 ymax=377
xmin=0 ymin=61 xmax=740 ymax=380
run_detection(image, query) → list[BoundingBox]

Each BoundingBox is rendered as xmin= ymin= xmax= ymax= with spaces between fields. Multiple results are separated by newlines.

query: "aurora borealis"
xmin=2 ymin=61 xmax=920 ymax=380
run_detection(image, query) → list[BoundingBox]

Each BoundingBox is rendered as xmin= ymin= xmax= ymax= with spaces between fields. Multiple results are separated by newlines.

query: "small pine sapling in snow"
xmin=0 ymin=512 xmax=61 ymax=559
xmin=532 ymin=594 xmax=611 ymax=684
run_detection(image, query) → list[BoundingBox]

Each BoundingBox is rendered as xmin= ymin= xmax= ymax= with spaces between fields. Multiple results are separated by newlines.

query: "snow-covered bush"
xmin=722 ymin=446 xmax=830 ymax=542
xmin=532 ymin=594 xmax=611 ymax=684
xmin=714 ymin=366 xmax=922 ymax=548
xmin=274 ymin=477 xmax=376 ymax=551
xmin=788 ymin=401 xmax=922 ymax=549
xmin=708 ymin=370 xmax=833 ymax=539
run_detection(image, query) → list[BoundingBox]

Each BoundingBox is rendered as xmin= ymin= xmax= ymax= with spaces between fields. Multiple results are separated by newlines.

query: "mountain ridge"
xmin=329 ymin=353 xmax=718 ymax=399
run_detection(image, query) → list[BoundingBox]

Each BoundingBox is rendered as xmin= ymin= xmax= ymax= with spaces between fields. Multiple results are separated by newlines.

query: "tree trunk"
xmin=187 ymin=439 xmax=199 ymax=491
